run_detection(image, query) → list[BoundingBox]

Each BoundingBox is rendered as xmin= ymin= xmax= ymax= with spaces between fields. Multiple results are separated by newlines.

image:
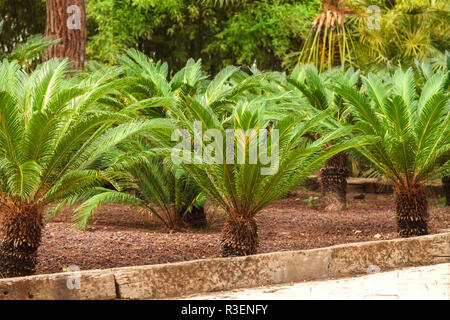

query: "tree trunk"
xmin=394 ymin=187 xmax=428 ymax=237
xmin=320 ymin=152 xmax=349 ymax=211
xmin=184 ymin=206 xmax=207 ymax=229
xmin=221 ymin=216 xmax=258 ymax=257
xmin=442 ymin=176 xmax=450 ymax=206
xmin=45 ymin=0 xmax=86 ymax=69
xmin=0 ymin=205 xmax=43 ymax=278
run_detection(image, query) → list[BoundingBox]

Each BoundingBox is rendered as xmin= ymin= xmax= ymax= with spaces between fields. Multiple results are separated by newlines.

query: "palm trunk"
xmin=320 ymin=152 xmax=349 ymax=211
xmin=394 ymin=187 xmax=428 ymax=237
xmin=442 ymin=176 xmax=450 ymax=206
xmin=184 ymin=206 xmax=207 ymax=229
xmin=0 ymin=205 xmax=42 ymax=278
xmin=221 ymin=216 xmax=258 ymax=257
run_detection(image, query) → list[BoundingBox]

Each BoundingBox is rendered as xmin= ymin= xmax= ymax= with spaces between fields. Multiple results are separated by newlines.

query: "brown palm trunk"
xmin=221 ymin=216 xmax=258 ymax=257
xmin=184 ymin=206 xmax=207 ymax=229
xmin=442 ymin=176 xmax=450 ymax=206
xmin=320 ymin=152 xmax=349 ymax=211
xmin=45 ymin=0 xmax=86 ymax=69
xmin=394 ymin=187 xmax=428 ymax=237
xmin=0 ymin=205 xmax=43 ymax=278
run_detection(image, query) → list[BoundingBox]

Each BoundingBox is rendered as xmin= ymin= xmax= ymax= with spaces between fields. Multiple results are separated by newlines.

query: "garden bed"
xmin=28 ymin=187 xmax=450 ymax=276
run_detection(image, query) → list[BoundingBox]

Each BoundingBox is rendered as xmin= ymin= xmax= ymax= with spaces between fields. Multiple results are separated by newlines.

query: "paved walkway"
xmin=182 ymin=263 xmax=450 ymax=300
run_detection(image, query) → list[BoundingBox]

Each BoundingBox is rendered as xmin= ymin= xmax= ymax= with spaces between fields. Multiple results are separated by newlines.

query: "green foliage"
xmin=73 ymin=150 xmax=205 ymax=230
xmin=293 ymin=0 xmax=449 ymax=72
xmin=86 ymin=0 xmax=319 ymax=73
xmin=286 ymin=64 xmax=360 ymax=124
xmin=334 ymin=66 xmax=450 ymax=188
xmin=70 ymin=51 xmax=211 ymax=229
xmin=151 ymin=88 xmax=373 ymax=219
xmin=87 ymin=0 xmax=224 ymax=71
xmin=0 ymin=0 xmax=46 ymax=53
xmin=350 ymin=0 xmax=450 ymax=69
xmin=0 ymin=19 xmax=57 ymax=70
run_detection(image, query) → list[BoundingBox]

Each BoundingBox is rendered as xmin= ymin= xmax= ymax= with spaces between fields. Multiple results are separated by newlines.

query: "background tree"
xmin=72 ymin=152 xmax=207 ymax=231
xmin=351 ymin=0 xmax=450 ymax=69
xmin=45 ymin=0 xmax=87 ymax=69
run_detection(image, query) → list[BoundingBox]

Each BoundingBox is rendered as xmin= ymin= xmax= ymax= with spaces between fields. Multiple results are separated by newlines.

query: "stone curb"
xmin=0 ymin=232 xmax=449 ymax=300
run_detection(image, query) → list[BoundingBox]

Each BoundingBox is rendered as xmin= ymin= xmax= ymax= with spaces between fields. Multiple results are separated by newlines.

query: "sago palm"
xmin=334 ymin=67 xmax=449 ymax=236
xmin=154 ymin=92 xmax=372 ymax=256
xmin=287 ymin=64 xmax=360 ymax=211
xmin=0 ymin=59 xmax=166 ymax=277
xmin=110 ymin=49 xmax=209 ymax=119
xmin=90 ymin=52 xmax=275 ymax=230
xmin=116 ymin=49 xmax=274 ymax=119
xmin=71 ymin=139 xmax=207 ymax=231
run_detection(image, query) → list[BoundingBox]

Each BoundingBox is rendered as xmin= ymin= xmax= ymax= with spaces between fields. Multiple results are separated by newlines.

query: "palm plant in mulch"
xmin=0 ymin=59 xmax=166 ymax=278
xmin=66 ymin=50 xmax=210 ymax=230
xmin=76 ymin=52 xmax=279 ymax=230
xmin=287 ymin=64 xmax=360 ymax=211
xmin=334 ymin=67 xmax=449 ymax=236
xmin=152 ymin=91 xmax=373 ymax=257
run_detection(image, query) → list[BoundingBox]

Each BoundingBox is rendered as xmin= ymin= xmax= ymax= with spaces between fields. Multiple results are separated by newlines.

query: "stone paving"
xmin=182 ymin=263 xmax=450 ymax=300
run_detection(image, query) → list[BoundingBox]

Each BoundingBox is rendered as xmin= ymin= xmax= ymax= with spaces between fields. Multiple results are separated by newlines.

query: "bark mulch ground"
xmin=34 ymin=189 xmax=449 ymax=275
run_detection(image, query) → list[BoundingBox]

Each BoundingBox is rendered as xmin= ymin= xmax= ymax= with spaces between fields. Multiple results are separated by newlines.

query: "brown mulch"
xmin=32 ymin=189 xmax=449 ymax=275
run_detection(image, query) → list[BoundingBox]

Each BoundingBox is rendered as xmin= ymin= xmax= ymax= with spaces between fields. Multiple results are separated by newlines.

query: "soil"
xmin=19 ymin=189 xmax=450 ymax=275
